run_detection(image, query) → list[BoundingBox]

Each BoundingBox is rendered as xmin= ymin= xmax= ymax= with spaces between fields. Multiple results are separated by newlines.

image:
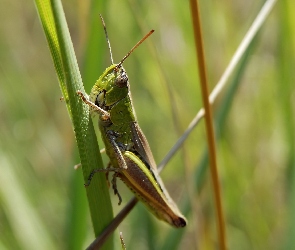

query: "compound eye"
xmin=115 ymin=69 xmax=128 ymax=88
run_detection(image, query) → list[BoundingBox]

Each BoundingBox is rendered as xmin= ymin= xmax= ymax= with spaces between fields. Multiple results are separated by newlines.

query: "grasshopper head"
xmin=89 ymin=19 xmax=153 ymax=118
xmin=89 ymin=25 xmax=153 ymax=111
xmin=90 ymin=64 xmax=130 ymax=109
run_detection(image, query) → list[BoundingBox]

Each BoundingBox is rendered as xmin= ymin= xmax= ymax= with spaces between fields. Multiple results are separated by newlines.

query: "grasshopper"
xmin=77 ymin=16 xmax=186 ymax=228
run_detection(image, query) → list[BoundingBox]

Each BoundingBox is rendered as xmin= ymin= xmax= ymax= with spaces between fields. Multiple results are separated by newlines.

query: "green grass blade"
xmin=34 ymin=1 xmax=114 ymax=249
xmin=34 ymin=0 xmax=69 ymax=117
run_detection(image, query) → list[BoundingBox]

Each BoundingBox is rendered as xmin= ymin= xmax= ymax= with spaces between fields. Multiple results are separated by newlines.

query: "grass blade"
xmin=34 ymin=1 xmax=114 ymax=249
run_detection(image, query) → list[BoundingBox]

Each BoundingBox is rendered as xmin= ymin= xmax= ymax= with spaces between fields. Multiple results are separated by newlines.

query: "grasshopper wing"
xmin=130 ymin=121 xmax=157 ymax=171
xmin=121 ymin=151 xmax=186 ymax=227
xmin=129 ymin=121 xmax=187 ymax=227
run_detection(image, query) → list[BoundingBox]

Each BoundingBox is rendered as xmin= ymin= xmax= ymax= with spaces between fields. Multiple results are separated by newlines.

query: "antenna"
xmin=116 ymin=30 xmax=155 ymax=69
xmin=99 ymin=14 xmax=114 ymax=64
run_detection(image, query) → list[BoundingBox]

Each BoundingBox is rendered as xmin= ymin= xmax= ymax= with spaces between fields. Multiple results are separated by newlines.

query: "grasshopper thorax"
xmin=90 ymin=64 xmax=130 ymax=112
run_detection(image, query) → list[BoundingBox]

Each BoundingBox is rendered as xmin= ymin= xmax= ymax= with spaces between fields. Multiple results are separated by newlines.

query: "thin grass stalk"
xmin=189 ymin=0 xmax=226 ymax=249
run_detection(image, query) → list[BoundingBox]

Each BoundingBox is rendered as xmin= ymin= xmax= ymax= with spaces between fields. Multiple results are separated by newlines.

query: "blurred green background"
xmin=1 ymin=0 xmax=294 ymax=249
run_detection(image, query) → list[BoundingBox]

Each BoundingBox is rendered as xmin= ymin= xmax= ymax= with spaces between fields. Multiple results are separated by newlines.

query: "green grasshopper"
xmin=77 ymin=17 xmax=186 ymax=228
